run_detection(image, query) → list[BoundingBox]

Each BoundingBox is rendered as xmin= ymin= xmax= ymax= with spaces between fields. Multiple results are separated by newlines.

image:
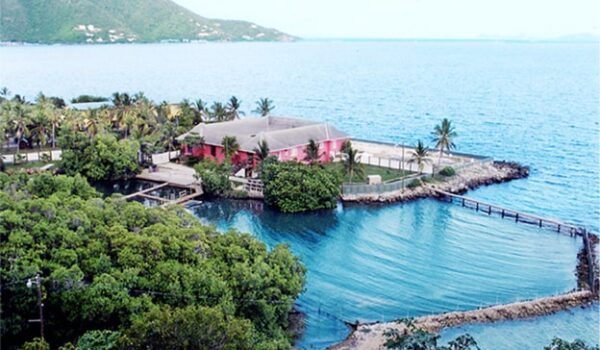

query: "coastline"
xmin=329 ymin=291 xmax=598 ymax=350
xmin=341 ymin=161 xmax=529 ymax=203
xmin=327 ymin=209 xmax=599 ymax=350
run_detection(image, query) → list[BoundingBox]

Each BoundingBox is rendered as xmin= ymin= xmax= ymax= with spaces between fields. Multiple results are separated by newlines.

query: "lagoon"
xmin=190 ymin=199 xmax=583 ymax=348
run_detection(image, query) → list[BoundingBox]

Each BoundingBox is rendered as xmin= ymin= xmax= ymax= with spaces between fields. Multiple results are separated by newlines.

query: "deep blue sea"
xmin=1 ymin=41 xmax=598 ymax=349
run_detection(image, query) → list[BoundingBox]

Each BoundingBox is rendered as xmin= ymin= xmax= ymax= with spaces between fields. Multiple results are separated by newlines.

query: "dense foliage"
xmin=0 ymin=0 xmax=292 ymax=44
xmin=58 ymin=132 xmax=140 ymax=181
xmin=544 ymin=338 xmax=599 ymax=350
xmin=262 ymin=161 xmax=341 ymax=213
xmin=194 ymin=159 xmax=232 ymax=196
xmin=384 ymin=320 xmax=598 ymax=350
xmin=0 ymin=90 xmax=274 ymax=157
xmin=70 ymin=95 xmax=109 ymax=103
xmin=0 ymin=173 xmax=305 ymax=349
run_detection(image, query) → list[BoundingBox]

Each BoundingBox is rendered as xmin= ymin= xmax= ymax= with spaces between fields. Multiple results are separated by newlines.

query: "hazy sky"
xmin=172 ymin=0 xmax=599 ymax=39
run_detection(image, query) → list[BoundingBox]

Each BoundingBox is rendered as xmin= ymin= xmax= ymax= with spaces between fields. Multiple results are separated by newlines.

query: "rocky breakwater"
xmin=341 ymin=161 xmax=529 ymax=203
xmin=329 ymin=290 xmax=597 ymax=350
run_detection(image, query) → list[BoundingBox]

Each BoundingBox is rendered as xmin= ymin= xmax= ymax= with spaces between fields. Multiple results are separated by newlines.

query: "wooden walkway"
xmin=433 ymin=189 xmax=591 ymax=237
xmin=121 ymin=182 xmax=202 ymax=207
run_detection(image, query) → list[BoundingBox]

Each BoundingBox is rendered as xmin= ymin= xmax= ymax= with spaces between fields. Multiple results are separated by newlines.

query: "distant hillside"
xmin=0 ymin=0 xmax=295 ymax=43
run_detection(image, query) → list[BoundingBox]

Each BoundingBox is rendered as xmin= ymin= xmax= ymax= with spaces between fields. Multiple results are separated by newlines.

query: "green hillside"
xmin=0 ymin=0 xmax=295 ymax=43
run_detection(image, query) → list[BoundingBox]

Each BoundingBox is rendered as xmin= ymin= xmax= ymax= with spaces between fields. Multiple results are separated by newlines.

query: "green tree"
xmin=0 ymin=173 xmax=305 ymax=349
xmin=253 ymin=98 xmax=274 ymax=117
xmin=209 ymin=102 xmax=228 ymax=122
xmin=431 ymin=118 xmax=457 ymax=164
xmin=76 ymin=330 xmax=120 ymax=350
xmin=341 ymin=140 xmax=364 ymax=183
xmin=408 ymin=140 xmax=431 ymax=174
xmin=227 ymin=96 xmax=244 ymax=120
xmin=194 ymin=159 xmax=232 ymax=196
xmin=544 ymin=338 xmax=599 ymax=350
xmin=221 ymin=135 xmax=239 ymax=161
xmin=58 ymin=132 xmax=140 ymax=181
xmin=304 ymin=139 xmax=321 ymax=164
xmin=123 ymin=305 xmax=255 ymax=350
xmin=385 ymin=326 xmax=479 ymax=350
xmin=262 ymin=161 xmax=341 ymax=213
xmin=8 ymin=101 xmax=30 ymax=155
xmin=253 ymin=139 xmax=270 ymax=162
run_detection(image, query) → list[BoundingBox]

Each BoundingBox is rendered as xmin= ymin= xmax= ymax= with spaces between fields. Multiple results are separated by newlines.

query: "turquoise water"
xmin=440 ymin=304 xmax=599 ymax=349
xmin=190 ymin=199 xmax=583 ymax=348
xmin=1 ymin=41 xmax=598 ymax=348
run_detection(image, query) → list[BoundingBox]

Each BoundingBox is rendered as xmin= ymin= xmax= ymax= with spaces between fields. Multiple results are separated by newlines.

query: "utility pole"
xmin=27 ymin=274 xmax=44 ymax=340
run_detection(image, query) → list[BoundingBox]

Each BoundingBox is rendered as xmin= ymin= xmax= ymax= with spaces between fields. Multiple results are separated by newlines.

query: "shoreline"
xmin=329 ymin=291 xmax=599 ymax=350
xmin=341 ymin=161 xmax=529 ymax=203
xmin=327 ymin=215 xmax=598 ymax=350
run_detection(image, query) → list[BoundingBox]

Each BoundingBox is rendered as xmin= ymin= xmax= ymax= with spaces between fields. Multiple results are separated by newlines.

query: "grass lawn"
xmin=324 ymin=162 xmax=413 ymax=183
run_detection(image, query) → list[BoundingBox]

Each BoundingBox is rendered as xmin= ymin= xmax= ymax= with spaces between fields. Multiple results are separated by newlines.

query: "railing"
xmin=351 ymin=138 xmax=492 ymax=160
xmin=1 ymin=149 xmax=62 ymax=164
xmin=342 ymin=172 xmax=430 ymax=195
xmin=151 ymin=150 xmax=180 ymax=165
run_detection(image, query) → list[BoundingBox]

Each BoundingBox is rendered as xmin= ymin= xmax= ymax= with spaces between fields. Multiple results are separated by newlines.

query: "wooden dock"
xmin=121 ymin=181 xmax=203 ymax=207
xmin=433 ymin=189 xmax=591 ymax=237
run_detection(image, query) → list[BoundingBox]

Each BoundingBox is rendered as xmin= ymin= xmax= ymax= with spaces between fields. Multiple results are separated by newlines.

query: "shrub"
xmin=58 ymin=132 xmax=140 ymax=181
xmin=225 ymin=189 xmax=249 ymax=199
xmin=19 ymin=338 xmax=49 ymax=350
xmin=40 ymin=152 xmax=51 ymax=163
xmin=407 ymin=179 xmax=422 ymax=189
xmin=70 ymin=95 xmax=109 ymax=103
xmin=438 ymin=166 xmax=456 ymax=177
xmin=262 ymin=161 xmax=341 ymax=213
xmin=76 ymin=330 xmax=120 ymax=350
xmin=194 ymin=159 xmax=231 ymax=196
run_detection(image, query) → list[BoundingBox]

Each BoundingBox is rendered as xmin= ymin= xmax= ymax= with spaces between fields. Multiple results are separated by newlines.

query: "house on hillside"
xmin=177 ymin=116 xmax=349 ymax=169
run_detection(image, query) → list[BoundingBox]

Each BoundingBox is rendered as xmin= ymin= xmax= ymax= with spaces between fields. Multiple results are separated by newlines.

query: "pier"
xmin=122 ymin=181 xmax=202 ymax=207
xmin=433 ymin=189 xmax=592 ymax=237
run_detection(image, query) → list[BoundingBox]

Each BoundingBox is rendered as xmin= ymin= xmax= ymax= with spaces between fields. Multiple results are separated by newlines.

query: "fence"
xmin=151 ymin=150 xmax=180 ymax=165
xmin=342 ymin=172 xmax=430 ymax=195
xmin=1 ymin=149 xmax=62 ymax=164
xmin=357 ymin=154 xmax=435 ymax=174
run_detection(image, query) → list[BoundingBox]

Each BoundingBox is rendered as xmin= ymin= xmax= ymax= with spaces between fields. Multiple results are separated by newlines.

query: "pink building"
xmin=177 ymin=116 xmax=350 ymax=168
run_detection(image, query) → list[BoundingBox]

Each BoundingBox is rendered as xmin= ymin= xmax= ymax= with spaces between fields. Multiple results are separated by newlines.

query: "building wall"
xmin=270 ymin=138 xmax=349 ymax=163
xmin=182 ymin=137 xmax=349 ymax=166
xmin=182 ymin=144 xmax=252 ymax=165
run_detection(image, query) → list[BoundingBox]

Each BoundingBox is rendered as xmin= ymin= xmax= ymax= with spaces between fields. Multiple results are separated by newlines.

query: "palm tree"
xmin=408 ymin=140 xmax=431 ymax=174
xmin=183 ymin=133 xmax=205 ymax=152
xmin=253 ymin=139 xmax=270 ymax=161
xmin=161 ymin=123 xmax=178 ymax=152
xmin=0 ymin=87 xmax=10 ymax=99
xmin=10 ymin=102 xmax=30 ymax=155
xmin=193 ymin=99 xmax=208 ymax=124
xmin=48 ymin=110 xmax=62 ymax=148
xmin=227 ymin=96 xmax=244 ymax=120
xmin=253 ymin=98 xmax=274 ymax=117
xmin=210 ymin=102 xmax=228 ymax=122
xmin=431 ymin=118 xmax=457 ymax=164
xmin=342 ymin=141 xmax=364 ymax=183
xmin=304 ymin=139 xmax=321 ymax=164
xmin=30 ymin=110 xmax=49 ymax=149
xmin=221 ymin=136 xmax=239 ymax=161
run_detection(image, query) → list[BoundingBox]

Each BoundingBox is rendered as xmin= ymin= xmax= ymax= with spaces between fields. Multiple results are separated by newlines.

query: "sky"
xmin=172 ymin=0 xmax=599 ymax=39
